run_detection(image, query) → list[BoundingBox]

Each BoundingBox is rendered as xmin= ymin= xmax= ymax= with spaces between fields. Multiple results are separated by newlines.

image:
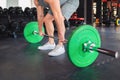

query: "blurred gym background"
xmin=0 ymin=0 xmax=120 ymax=38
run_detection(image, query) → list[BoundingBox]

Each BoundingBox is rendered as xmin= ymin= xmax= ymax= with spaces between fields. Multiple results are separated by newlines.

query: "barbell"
xmin=23 ymin=21 xmax=119 ymax=67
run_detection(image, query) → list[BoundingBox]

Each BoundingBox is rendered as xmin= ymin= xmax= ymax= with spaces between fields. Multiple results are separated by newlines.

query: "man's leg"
xmin=45 ymin=0 xmax=66 ymax=46
xmin=38 ymin=13 xmax=56 ymax=50
xmin=43 ymin=13 xmax=55 ymax=44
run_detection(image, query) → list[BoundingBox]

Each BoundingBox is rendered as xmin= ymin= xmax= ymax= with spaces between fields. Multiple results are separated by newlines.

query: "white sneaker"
xmin=38 ymin=42 xmax=56 ymax=50
xmin=48 ymin=45 xmax=65 ymax=56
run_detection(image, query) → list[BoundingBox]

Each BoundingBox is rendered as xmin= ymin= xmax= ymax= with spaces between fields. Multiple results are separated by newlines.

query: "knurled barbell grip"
xmin=97 ymin=48 xmax=119 ymax=58
xmin=33 ymin=31 xmax=58 ymax=39
xmin=44 ymin=34 xmax=58 ymax=40
xmin=33 ymin=31 xmax=67 ymax=43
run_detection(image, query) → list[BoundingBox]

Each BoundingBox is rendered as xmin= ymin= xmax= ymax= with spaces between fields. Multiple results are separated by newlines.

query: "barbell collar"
xmin=33 ymin=31 xmax=38 ymax=35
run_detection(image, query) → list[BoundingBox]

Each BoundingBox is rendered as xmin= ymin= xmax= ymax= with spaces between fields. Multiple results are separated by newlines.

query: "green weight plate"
xmin=116 ymin=18 xmax=120 ymax=26
xmin=67 ymin=25 xmax=101 ymax=67
xmin=24 ymin=22 xmax=45 ymax=43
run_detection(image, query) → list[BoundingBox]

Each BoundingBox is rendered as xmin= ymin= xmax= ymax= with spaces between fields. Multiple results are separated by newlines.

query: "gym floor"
xmin=0 ymin=26 xmax=120 ymax=80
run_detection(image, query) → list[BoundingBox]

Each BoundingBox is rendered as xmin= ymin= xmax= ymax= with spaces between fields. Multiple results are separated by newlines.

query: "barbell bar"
xmin=33 ymin=30 xmax=68 ymax=43
xmin=24 ymin=21 xmax=119 ymax=67
xmin=34 ymin=31 xmax=118 ymax=58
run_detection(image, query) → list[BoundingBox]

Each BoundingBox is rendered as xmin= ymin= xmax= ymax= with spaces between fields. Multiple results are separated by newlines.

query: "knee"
xmin=54 ymin=14 xmax=65 ymax=22
xmin=45 ymin=0 xmax=53 ymax=3
xmin=34 ymin=0 xmax=39 ymax=7
xmin=43 ymin=15 xmax=54 ymax=23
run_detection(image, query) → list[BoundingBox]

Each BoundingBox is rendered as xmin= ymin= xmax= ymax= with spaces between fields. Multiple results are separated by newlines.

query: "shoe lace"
xmin=52 ymin=45 xmax=62 ymax=52
xmin=43 ymin=42 xmax=50 ymax=46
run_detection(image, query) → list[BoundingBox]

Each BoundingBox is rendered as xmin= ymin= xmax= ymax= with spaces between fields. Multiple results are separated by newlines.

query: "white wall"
xmin=0 ymin=0 xmax=35 ymax=9
xmin=7 ymin=0 xmax=18 ymax=8
xmin=31 ymin=0 xmax=35 ymax=7
xmin=0 ymin=0 xmax=7 ymax=8
xmin=18 ymin=0 xmax=35 ymax=10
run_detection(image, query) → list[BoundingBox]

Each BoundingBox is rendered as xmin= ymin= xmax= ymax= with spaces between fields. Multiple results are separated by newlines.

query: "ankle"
xmin=58 ymin=41 xmax=63 ymax=45
xmin=48 ymin=41 xmax=55 ymax=45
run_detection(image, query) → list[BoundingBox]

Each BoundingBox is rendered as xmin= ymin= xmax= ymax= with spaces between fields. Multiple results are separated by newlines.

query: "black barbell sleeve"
xmin=97 ymin=48 xmax=119 ymax=58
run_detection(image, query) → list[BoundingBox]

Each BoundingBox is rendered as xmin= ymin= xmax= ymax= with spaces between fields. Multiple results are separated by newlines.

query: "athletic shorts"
xmin=38 ymin=0 xmax=79 ymax=20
